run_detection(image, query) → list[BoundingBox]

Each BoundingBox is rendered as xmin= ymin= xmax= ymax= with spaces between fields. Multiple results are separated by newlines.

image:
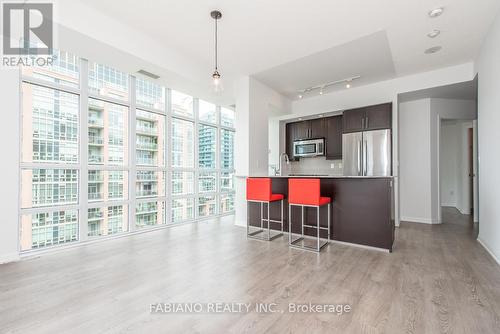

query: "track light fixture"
xmin=297 ymin=76 xmax=360 ymax=99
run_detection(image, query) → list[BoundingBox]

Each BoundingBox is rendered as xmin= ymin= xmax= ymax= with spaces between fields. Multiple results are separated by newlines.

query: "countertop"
xmin=236 ymin=174 xmax=394 ymax=179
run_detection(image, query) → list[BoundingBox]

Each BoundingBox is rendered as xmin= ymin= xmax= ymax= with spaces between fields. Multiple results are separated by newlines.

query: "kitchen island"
xmin=247 ymin=175 xmax=395 ymax=251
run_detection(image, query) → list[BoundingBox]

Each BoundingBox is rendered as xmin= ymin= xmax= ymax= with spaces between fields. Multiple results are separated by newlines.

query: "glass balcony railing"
xmin=89 ymin=155 xmax=103 ymax=163
xmin=136 ymin=190 xmax=158 ymax=197
xmin=88 ymin=192 xmax=102 ymax=200
xmin=136 ymin=126 xmax=157 ymax=134
xmin=89 ymin=136 xmax=104 ymax=145
xmin=88 ymin=118 xmax=104 ymax=127
xmin=136 ymin=142 xmax=158 ymax=150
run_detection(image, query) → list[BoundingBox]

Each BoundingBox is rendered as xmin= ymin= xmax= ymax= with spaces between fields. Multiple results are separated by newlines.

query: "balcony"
xmin=136 ymin=142 xmax=158 ymax=150
xmin=136 ymin=189 xmax=158 ymax=197
xmin=88 ymin=212 xmax=104 ymax=221
xmin=136 ymin=126 xmax=157 ymax=135
xmin=137 ymin=158 xmax=156 ymax=166
xmin=88 ymin=117 xmax=104 ymax=127
xmin=88 ymin=192 xmax=102 ymax=201
xmin=89 ymin=155 xmax=103 ymax=163
xmin=89 ymin=136 xmax=104 ymax=145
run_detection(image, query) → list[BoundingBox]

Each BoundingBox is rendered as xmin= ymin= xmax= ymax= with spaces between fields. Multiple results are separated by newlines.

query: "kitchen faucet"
xmin=276 ymin=153 xmax=290 ymax=176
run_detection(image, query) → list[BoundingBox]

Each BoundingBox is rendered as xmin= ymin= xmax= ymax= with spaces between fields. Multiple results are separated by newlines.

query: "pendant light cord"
xmin=214 ymin=17 xmax=218 ymax=71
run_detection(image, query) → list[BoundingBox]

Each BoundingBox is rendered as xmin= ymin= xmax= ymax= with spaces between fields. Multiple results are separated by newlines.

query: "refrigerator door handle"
xmin=363 ymin=140 xmax=368 ymax=176
xmin=357 ymin=140 xmax=362 ymax=176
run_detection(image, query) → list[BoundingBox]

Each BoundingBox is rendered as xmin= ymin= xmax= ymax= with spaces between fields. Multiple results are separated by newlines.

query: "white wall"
xmin=399 ymin=99 xmax=433 ymax=223
xmin=0 ymin=69 xmax=20 ymax=263
xmin=475 ymin=10 xmax=500 ymax=264
xmin=234 ymin=77 xmax=291 ymax=227
xmin=399 ymin=99 xmax=475 ymax=225
xmin=440 ymin=121 xmax=460 ymax=207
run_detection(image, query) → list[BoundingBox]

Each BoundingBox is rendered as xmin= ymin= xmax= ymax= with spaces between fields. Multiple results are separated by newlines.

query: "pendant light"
xmin=211 ymin=10 xmax=222 ymax=92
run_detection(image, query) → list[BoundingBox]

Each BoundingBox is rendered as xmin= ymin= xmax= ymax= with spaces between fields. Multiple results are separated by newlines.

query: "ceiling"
xmin=398 ymin=79 xmax=477 ymax=103
xmin=253 ymin=31 xmax=396 ymax=98
xmin=80 ymin=0 xmax=500 ymax=101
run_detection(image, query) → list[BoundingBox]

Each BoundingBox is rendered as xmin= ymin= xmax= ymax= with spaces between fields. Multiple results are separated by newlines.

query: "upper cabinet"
xmin=326 ymin=115 xmax=343 ymax=160
xmin=343 ymin=103 xmax=392 ymax=133
xmin=285 ymin=118 xmax=327 ymax=160
xmin=310 ymin=118 xmax=327 ymax=139
xmin=285 ymin=117 xmax=338 ymax=160
xmin=292 ymin=118 xmax=327 ymax=140
xmin=285 ymin=122 xmax=295 ymax=160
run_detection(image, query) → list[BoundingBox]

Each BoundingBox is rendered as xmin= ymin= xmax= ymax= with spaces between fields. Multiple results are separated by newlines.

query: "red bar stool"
xmin=246 ymin=178 xmax=285 ymax=241
xmin=288 ymin=178 xmax=331 ymax=252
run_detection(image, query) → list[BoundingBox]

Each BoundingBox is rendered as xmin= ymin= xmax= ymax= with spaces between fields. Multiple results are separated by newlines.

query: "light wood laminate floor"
xmin=1 ymin=207 xmax=499 ymax=334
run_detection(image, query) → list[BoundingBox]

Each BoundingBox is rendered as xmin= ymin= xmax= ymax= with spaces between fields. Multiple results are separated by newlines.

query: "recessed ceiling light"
xmin=346 ymin=82 xmax=351 ymax=89
xmin=298 ymin=94 xmax=303 ymax=99
xmin=424 ymin=46 xmax=442 ymax=54
xmin=319 ymin=114 xmax=324 ymax=118
xmin=298 ymin=118 xmax=302 ymax=121
xmin=427 ymin=29 xmax=441 ymax=38
xmin=428 ymin=7 xmax=444 ymax=18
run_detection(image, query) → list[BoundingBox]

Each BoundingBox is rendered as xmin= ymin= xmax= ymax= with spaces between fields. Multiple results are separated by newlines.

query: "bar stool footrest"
xmin=289 ymin=237 xmax=329 ymax=252
xmin=247 ymin=228 xmax=283 ymax=241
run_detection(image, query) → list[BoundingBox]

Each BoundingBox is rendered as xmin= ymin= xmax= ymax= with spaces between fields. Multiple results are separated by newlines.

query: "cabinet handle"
xmin=361 ymin=118 xmax=364 ymax=129
xmin=366 ymin=117 xmax=369 ymax=129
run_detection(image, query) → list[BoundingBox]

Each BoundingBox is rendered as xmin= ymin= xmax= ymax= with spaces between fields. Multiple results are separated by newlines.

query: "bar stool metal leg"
xmin=288 ymin=204 xmax=292 ymax=245
xmin=260 ymin=202 xmax=264 ymax=230
xmin=301 ymin=206 xmax=304 ymax=239
xmin=248 ymin=200 xmax=284 ymax=241
xmin=317 ymin=206 xmax=320 ymax=252
xmin=267 ymin=202 xmax=271 ymax=241
xmin=281 ymin=199 xmax=284 ymax=233
xmin=328 ymin=203 xmax=331 ymax=241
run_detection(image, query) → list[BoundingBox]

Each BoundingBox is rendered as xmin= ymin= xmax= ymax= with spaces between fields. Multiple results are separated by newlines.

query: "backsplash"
xmin=287 ymin=156 xmax=343 ymax=175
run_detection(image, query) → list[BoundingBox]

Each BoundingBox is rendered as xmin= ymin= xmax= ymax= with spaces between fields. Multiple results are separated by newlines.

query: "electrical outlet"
xmin=330 ymin=163 xmax=335 ymax=169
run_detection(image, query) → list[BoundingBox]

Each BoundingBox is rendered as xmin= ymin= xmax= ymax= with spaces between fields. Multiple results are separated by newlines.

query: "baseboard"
xmin=0 ymin=252 xmax=20 ymax=264
xmin=477 ymin=238 xmax=500 ymax=266
xmin=401 ymin=216 xmax=439 ymax=224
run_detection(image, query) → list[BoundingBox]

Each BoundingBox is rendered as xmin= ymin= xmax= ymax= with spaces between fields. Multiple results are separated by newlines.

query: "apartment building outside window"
xmin=19 ymin=50 xmax=235 ymax=252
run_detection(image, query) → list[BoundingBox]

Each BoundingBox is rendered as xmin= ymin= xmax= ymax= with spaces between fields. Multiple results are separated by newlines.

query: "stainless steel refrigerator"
xmin=342 ymin=129 xmax=391 ymax=176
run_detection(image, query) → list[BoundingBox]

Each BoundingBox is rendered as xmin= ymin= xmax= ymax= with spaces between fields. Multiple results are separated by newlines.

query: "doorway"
xmin=439 ymin=119 xmax=477 ymax=222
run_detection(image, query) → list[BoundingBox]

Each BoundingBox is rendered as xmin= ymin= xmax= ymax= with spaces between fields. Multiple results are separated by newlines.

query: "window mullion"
xmin=216 ymin=105 xmax=222 ymax=214
xmin=129 ymin=76 xmax=137 ymax=232
xmin=165 ymin=89 xmax=172 ymax=225
xmin=194 ymin=98 xmax=200 ymax=220
xmin=79 ymin=59 xmax=89 ymax=241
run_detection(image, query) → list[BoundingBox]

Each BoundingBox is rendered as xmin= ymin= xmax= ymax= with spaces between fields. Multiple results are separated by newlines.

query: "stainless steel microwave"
xmin=293 ymin=138 xmax=325 ymax=157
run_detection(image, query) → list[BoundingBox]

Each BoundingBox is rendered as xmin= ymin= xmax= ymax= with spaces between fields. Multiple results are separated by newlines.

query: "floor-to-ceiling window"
xmin=19 ymin=50 xmax=235 ymax=252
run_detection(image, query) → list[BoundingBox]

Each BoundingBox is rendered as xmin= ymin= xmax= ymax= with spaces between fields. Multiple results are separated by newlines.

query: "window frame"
xmin=19 ymin=57 xmax=235 ymax=254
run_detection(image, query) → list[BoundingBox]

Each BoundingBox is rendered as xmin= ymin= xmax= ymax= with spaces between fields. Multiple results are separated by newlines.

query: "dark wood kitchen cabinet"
xmin=285 ymin=122 xmax=295 ymax=160
xmin=309 ymin=118 xmax=327 ymax=139
xmin=294 ymin=121 xmax=311 ymax=140
xmin=326 ymin=115 xmax=343 ymax=160
xmin=343 ymin=103 xmax=392 ymax=133
xmin=291 ymin=119 xmax=327 ymax=140
xmin=342 ymin=107 xmax=366 ymax=133
xmin=285 ymin=119 xmax=327 ymax=160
